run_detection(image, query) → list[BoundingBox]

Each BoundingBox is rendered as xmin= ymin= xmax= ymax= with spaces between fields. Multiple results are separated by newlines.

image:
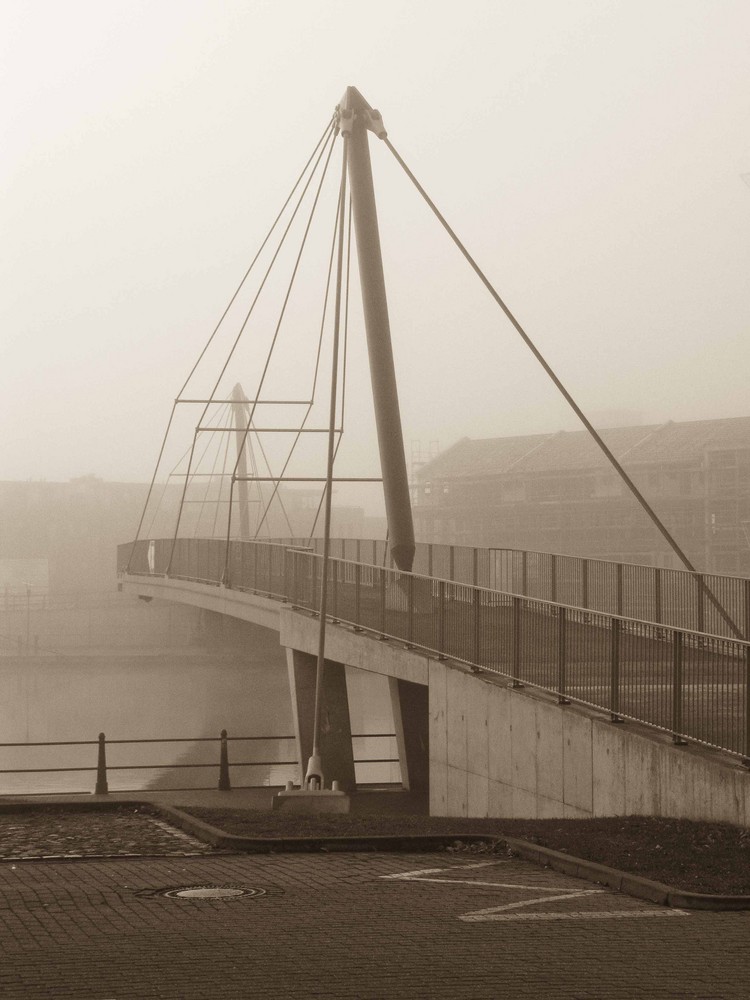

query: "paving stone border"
xmin=2 ymin=798 xmax=750 ymax=910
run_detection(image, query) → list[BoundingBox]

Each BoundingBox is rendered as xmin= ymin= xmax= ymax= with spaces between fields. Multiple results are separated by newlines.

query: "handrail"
xmin=117 ymin=535 xmax=750 ymax=639
xmin=0 ymin=731 xmax=399 ymax=795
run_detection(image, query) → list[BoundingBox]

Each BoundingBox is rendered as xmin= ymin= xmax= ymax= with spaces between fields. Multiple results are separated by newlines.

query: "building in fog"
xmin=414 ymin=415 xmax=750 ymax=575
xmin=0 ymin=476 xmax=385 ymax=596
xmin=0 ymin=477 xmax=149 ymax=594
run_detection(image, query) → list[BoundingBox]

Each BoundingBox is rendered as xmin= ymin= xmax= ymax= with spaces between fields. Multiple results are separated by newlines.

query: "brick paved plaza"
xmin=0 ymin=847 xmax=747 ymax=999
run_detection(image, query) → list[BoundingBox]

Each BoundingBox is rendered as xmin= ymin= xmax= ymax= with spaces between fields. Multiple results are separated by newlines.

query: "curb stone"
xmin=500 ymin=836 xmax=750 ymax=911
xmin=157 ymin=804 xmax=750 ymax=912
xmin=2 ymin=798 xmax=749 ymax=911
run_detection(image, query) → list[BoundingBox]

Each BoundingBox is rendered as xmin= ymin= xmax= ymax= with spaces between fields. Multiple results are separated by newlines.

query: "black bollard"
xmin=218 ymin=729 xmax=231 ymax=791
xmin=95 ymin=732 xmax=108 ymax=795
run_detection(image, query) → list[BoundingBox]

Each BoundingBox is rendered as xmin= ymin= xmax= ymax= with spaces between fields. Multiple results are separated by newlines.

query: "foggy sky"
xmin=2 ymin=0 xmax=749 ymax=512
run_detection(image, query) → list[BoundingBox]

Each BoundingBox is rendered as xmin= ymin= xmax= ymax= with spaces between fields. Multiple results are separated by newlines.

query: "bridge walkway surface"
xmin=0 ymin=843 xmax=747 ymax=998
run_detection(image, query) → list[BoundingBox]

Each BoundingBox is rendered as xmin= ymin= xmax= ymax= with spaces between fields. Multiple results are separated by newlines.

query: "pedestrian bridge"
xmin=118 ymin=536 xmax=750 ymax=827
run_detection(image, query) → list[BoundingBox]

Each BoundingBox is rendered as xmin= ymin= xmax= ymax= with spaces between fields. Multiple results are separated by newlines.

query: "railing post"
xmin=654 ymin=567 xmax=662 ymax=624
xmin=581 ymin=560 xmax=589 ymax=610
xmin=472 ymin=586 xmax=481 ymax=665
xmin=95 ymin=732 xmax=108 ymax=795
xmin=354 ymin=561 xmax=362 ymax=630
xmin=557 ymin=607 xmax=569 ymax=704
xmin=218 ymin=729 xmax=231 ymax=790
xmin=437 ymin=579 xmax=446 ymax=659
xmin=511 ymin=596 xmax=523 ymax=686
xmin=616 ymin=561 xmax=624 ymax=617
xmin=291 ymin=550 xmax=299 ymax=607
xmin=521 ymin=551 xmax=528 ymax=596
xmin=354 ymin=562 xmax=362 ymax=628
xmin=744 ymin=643 xmax=750 ymax=763
xmin=222 ymin=540 xmax=231 ymax=588
xmin=312 ymin=555 xmax=319 ymax=612
xmin=550 ymin=554 xmax=557 ymax=603
xmin=406 ymin=573 xmax=414 ymax=646
xmin=449 ymin=545 xmax=455 ymax=582
xmin=379 ymin=567 xmax=386 ymax=638
xmin=428 ymin=543 xmax=433 ymax=579
xmin=672 ymin=631 xmax=686 ymax=744
xmin=283 ymin=548 xmax=291 ymax=603
xmin=697 ymin=574 xmax=706 ymax=634
xmin=472 ymin=548 xmax=479 ymax=587
xmin=331 ymin=559 xmax=339 ymax=621
xmin=610 ymin=618 xmax=622 ymax=722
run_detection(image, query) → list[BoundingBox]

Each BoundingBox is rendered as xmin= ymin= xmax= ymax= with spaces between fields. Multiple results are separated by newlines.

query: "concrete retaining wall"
xmin=428 ymin=659 xmax=750 ymax=827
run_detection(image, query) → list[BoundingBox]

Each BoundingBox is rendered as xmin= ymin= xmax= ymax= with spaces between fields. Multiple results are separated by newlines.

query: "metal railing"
xmin=487 ymin=547 xmax=750 ymax=640
xmin=278 ymin=538 xmax=750 ymax=639
xmin=118 ymin=536 xmax=750 ymax=639
xmin=0 ymin=729 xmax=398 ymax=795
xmin=119 ymin=538 xmax=750 ymax=762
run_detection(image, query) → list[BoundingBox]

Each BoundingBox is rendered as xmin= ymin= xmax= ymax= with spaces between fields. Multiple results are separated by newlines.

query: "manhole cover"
xmin=163 ymin=885 xmax=265 ymax=900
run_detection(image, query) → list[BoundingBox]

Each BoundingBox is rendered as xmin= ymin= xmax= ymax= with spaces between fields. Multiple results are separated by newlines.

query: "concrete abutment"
xmin=282 ymin=611 xmax=750 ymax=827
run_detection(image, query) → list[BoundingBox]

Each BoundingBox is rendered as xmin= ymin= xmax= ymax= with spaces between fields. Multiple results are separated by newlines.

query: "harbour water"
xmin=0 ymin=595 xmax=398 ymax=794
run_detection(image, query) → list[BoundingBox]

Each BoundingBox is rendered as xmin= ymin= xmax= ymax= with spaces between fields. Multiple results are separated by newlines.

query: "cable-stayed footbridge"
xmin=119 ymin=88 xmax=750 ymax=823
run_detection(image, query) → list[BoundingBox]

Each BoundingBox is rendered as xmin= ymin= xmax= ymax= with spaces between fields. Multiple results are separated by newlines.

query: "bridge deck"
xmin=119 ymin=537 xmax=750 ymax=763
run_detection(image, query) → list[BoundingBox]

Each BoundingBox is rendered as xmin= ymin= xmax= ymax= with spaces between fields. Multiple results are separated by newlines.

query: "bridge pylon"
xmin=339 ymin=86 xmax=415 ymax=572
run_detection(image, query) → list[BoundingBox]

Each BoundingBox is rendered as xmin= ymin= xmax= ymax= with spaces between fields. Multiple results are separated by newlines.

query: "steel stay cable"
xmin=195 ymin=402 xmax=232 ymax=538
xmin=176 ymin=117 xmax=336 ymax=401
xmin=232 ymin=400 xmax=291 ymax=539
xmin=126 ymin=400 xmax=178 ymax=572
xmin=311 ymin=198 xmax=354 ymax=542
xmin=162 ymin=398 xmax=232 ymax=537
xmin=201 ymin=119 xmax=335 ymax=415
xmin=167 ymin=123 xmax=337 ymax=573
xmin=310 ymin=197 xmax=353 ymax=541
xmin=127 ymin=119 xmax=333 ymax=573
xmin=382 ymin=135 xmax=742 ymax=640
xmin=144 ymin=401 xmax=231 ymax=541
xmin=211 ymin=423 xmax=233 ymax=539
xmin=309 ymin=133 xmax=349 ymax=781
xmin=340 ymin=196 xmax=353 ymax=432
xmin=228 ymin=130 xmax=339 ymax=463
xmin=254 ymin=166 xmax=346 ymax=540
xmin=223 ymin=129 xmax=339 ymax=569
xmin=308 ymin=198 xmax=352 ymax=542
xmin=247 ymin=426 xmax=295 ymax=537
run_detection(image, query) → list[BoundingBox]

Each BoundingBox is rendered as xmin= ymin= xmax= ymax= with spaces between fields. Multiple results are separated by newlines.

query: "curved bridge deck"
xmin=118 ymin=537 xmax=750 ymax=764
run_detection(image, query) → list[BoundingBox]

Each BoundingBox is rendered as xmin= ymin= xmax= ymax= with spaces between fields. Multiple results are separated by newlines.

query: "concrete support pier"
xmin=286 ymin=648 xmax=356 ymax=793
xmin=389 ymin=677 xmax=429 ymax=792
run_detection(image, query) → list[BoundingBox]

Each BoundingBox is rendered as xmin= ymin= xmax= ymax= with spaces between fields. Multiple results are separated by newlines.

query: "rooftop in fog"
xmin=417 ymin=415 xmax=750 ymax=480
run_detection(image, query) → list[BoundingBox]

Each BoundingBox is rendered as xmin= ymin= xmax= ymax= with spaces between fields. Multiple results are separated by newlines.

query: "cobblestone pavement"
xmin=0 ymin=809 xmax=214 ymax=858
xmin=0 ymin=851 xmax=748 ymax=998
